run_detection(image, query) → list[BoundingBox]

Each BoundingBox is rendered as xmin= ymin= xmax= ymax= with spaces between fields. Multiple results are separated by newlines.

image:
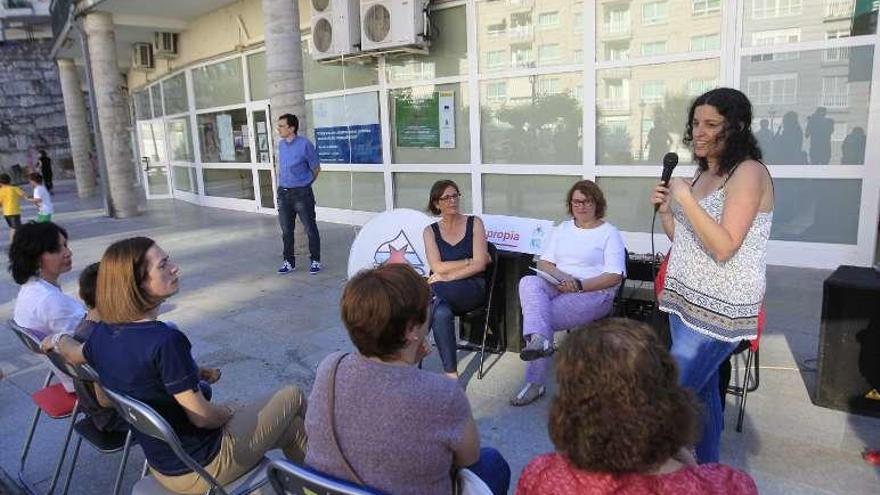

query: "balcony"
xmin=602 ymin=21 xmax=632 ymax=40
xmin=508 ymin=24 xmax=533 ymax=40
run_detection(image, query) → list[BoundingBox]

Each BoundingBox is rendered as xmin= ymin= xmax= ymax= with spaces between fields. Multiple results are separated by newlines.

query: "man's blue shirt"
xmin=278 ymin=135 xmax=319 ymax=188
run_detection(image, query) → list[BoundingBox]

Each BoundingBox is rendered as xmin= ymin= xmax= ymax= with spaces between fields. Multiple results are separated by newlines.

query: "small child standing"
xmin=0 ymin=173 xmax=27 ymax=240
xmin=28 ymin=173 xmax=53 ymax=223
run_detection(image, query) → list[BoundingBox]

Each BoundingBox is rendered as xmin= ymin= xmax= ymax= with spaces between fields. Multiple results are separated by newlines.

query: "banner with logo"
xmin=482 ymin=214 xmax=555 ymax=255
xmin=348 ymin=209 xmax=434 ymax=278
xmin=313 ymin=93 xmax=382 ymax=164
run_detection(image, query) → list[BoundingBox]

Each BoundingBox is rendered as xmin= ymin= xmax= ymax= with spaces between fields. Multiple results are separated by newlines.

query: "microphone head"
xmin=663 ymin=152 xmax=679 ymax=169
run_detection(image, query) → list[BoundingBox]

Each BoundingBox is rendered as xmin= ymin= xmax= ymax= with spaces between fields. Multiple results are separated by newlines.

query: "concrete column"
xmin=82 ymin=12 xmax=138 ymax=218
xmin=263 ymin=0 xmax=307 ymax=253
xmin=56 ymin=58 xmax=96 ymax=198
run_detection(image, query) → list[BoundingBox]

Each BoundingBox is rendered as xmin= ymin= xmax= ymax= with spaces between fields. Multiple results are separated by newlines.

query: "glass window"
xmin=166 ymin=118 xmax=193 ymax=162
xmin=686 ymin=77 xmax=718 ymax=96
xmin=391 ymin=83 xmax=470 ymax=164
xmin=480 ymin=0 xmax=583 ymax=72
xmin=486 ymin=81 xmax=507 ymax=100
xmin=306 ymin=92 xmax=382 ymax=165
xmin=386 ymin=7 xmax=467 ymax=84
xmin=146 ymin=167 xmax=169 ymax=195
xmin=771 ymin=178 xmax=860 ymax=243
xmin=741 ymin=45 xmax=873 ymax=165
xmin=258 ymin=169 xmax=274 ymax=209
xmin=597 ymin=59 xmax=720 ymax=164
xmin=642 ymin=1 xmax=669 ymax=25
xmin=393 ymin=172 xmax=472 ymax=213
xmin=203 ymin=168 xmax=255 ymax=199
xmin=196 ymin=108 xmax=251 ymax=163
xmin=743 ymin=0 xmax=876 ymax=44
xmin=172 ymin=165 xmax=196 ymax=193
xmin=162 ymin=73 xmax=188 ymax=115
xmin=302 ymin=43 xmax=379 ymax=94
xmin=824 ymin=29 xmax=851 ymax=62
xmin=482 ymin=174 xmax=577 ymax=220
xmin=596 ymin=177 xmax=660 ymax=233
xmin=134 ymin=90 xmax=151 ymax=120
xmin=598 ymin=0 xmax=721 ymax=62
xmin=151 ymin=85 xmax=163 ymax=117
xmin=192 ymin=58 xmax=245 ymax=110
xmin=482 ymin=73 xmax=582 ymax=164
xmin=312 ymin=171 xmax=385 ymax=211
xmin=248 ymin=51 xmax=267 ymax=101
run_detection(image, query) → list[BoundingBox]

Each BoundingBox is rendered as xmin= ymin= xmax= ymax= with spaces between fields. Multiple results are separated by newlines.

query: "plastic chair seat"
xmin=32 ymin=383 xmax=77 ymax=418
xmin=132 ymin=456 xmax=272 ymax=495
xmin=73 ymin=418 xmax=132 ymax=453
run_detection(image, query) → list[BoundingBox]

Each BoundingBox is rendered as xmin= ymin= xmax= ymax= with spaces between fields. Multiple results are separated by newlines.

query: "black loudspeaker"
xmin=815 ymin=265 xmax=880 ymax=417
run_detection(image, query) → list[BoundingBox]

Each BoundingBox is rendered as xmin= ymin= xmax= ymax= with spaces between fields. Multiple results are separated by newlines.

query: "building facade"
xmin=53 ymin=0 xmax=880 ymax=268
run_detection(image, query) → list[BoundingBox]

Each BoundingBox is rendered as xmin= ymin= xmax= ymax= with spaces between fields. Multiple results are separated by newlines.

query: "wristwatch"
xmin=575 ymin=279 xmax=584 ymax=292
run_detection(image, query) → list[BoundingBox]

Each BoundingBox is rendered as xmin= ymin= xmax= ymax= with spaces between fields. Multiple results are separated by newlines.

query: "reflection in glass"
xmin=596 ymin=177 xmax=660 ymax=233
xmin=482 ymin=174 xmax=577 ymax=221
xmin=150 ymin=86 xmax=163 ymax=117
xmin=302 ymin=43 xmax=378 ymax=94
xmin=391 ymin=83 xmax=470 ymax=164
xmin=771 ymin=178 xmax=860 ymax=243
xmin=192 ymin=58 xmax=245 ymax=109
xmin=134 ymin=91 xmax=151 ymax=120
xmin=162 ymin=73 xmax=188 ymax=115
xmin=394 ymin=172 xmax=472 ymax=212
xmin=248 ymin=51 xmax=268 ymax=101
xmin=742 ymin=45 xmax=872 ymax=165
xmin=386 ymin=7 xmax=467 ymax=83
xmin=139 ymin=122 xmax=167 ymax=162
xmin=203 ymin=168 xmax=255 ymax=199
xmin=197 ymin=109 xmax=251 ymax=163
xmin=146 ymin=166 xmax=169 ymax=195
xmin=596 ymin=59 xmax=719 ymax=164
xmin=172 ymin=166 xmax=196 ymax=193
xmin=481 ymin=73 xmax=582 ymax=164
xmin=596 ymin=0 xmax=721 ymax=62
xmin=742 ymin=0 xmax=877 ymax=46
xmin=479 ymin=0 xmax=583 ymax=72
xmin=166 ymin=118 xmax=193 ymax=162
xmin=258 ymin=169 xmax=275 ymax=208
xmin=312 ymin=171 xmax=385 ymax=211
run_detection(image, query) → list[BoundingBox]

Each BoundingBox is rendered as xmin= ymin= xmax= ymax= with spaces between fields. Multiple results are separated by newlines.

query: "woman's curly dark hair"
xmin=684 ymin=87 xmax=763 ymax=176
xmin=549 ymin=318 xmax=699 ymax=474
xmin=8 ymin=222 xmax=68 ymax=285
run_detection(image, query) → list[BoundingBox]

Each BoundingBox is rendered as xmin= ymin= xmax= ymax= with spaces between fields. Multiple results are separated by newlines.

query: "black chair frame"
xmin=454 ymin=242 xmax=501 ymax=379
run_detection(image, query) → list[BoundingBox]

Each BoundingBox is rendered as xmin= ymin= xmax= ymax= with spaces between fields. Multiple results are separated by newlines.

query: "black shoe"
xmin=519 ymin=336 xmax=554 ymax=361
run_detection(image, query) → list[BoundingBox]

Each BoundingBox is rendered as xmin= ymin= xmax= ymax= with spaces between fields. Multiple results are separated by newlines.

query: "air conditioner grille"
xmin=363 ymin=4 xmax=391 ymax=43
xmin=312 ymin=0 xmax=330 ymax=12
xmin=313 ymin=18 xmax=333 ymax=53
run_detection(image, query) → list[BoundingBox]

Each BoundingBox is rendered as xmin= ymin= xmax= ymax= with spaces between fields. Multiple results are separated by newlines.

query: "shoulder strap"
xmin=465 ymin=215 xmax=474 ymax=237
xmin=327 ymin=352 xmax=366 ymax=486
xmin=430 ymin=221 xmax=442 ymax=239
xmin=691 ymin=169 xmax=705 ymax=188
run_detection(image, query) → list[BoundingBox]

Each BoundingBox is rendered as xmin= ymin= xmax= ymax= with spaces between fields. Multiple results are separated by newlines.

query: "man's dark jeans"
xmin=277 ymin=186 xmax=321 ymax=265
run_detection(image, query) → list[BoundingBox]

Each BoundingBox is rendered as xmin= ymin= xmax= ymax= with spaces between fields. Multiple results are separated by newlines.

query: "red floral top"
xmin=516 ymin=453 xmax=758 ymax=495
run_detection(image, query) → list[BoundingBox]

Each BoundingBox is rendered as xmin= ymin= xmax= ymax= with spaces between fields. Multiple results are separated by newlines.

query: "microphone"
xmin=655 ymin=152 xmax=679 ymax=212
xmin=660 ymin=152 xmax=679 ymax=186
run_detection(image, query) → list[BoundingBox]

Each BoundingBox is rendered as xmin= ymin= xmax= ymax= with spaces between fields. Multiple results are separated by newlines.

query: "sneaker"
xmin=309 ymin=261 xmax=322 ymax=274
xmin=519 ymin=335 xmax=554 ymax=361
xmin=277 ymin=261 xmax=294 ymax=274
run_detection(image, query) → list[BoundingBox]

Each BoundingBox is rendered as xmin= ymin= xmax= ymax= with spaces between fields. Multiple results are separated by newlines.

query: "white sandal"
xmin=510 ymin=383 xmax=546 ymax=407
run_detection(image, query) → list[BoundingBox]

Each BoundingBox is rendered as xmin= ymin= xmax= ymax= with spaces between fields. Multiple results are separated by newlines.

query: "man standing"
xmin=275 ymin=113 xmax=322 ymax=274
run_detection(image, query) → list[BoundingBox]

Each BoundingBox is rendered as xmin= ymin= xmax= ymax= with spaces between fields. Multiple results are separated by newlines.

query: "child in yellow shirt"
xmin=0 ymin=173 xmax=27 ymax=240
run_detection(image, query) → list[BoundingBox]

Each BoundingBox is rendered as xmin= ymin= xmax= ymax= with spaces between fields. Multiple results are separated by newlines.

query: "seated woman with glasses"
xmin=511 ymin=180 xmax=626 ymax=406
xmin=305 ymin=264 xmax=510 ymax=495
xmin=517 ymin=318 xmax=757 ymax=494
xmin=42 ymin=237 xmax=308 ymax=495
xmin=422 ymin=180 xmax=491 ymax=380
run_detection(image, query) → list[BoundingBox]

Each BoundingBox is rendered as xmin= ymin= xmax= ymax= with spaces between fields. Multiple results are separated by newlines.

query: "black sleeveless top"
xmin=430 ymin=216 xmax=475 ymax=262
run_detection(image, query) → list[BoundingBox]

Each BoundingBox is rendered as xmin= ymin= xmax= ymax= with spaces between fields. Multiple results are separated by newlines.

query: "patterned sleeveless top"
xmin=659 ymin=177 xmax=773 ymax=342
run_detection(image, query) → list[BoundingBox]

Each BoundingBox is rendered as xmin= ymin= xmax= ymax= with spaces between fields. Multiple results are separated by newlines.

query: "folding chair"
xmin=8 ymin=320 xmax=78 ymax=495
xmin=266 ymin=459 xmax=378 ymax=495
xmin=101 ymin=387 xmax=271 ymax=495
xmin=41 ymin=352 xmax=135 ymax=495
xmin=726 ymin=304 xmax=764 ymax=433
xmin=455 ymin=242 xmax=501 ymax=379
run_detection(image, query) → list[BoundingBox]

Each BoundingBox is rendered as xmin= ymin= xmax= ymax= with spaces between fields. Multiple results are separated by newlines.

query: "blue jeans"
xmin=431 ymin=277 xmax=486 ymax=373
xmin=465 ymin=447 xmax=511 ymax=495
xmin=277 ymin=186 xmax=321 ymax=265
xmin=668 ymin=313 xmax=739 ymax=464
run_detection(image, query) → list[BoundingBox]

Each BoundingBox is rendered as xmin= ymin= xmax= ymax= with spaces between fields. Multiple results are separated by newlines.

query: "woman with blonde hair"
xmin=43 ymin=237 xmax=308 ymax=494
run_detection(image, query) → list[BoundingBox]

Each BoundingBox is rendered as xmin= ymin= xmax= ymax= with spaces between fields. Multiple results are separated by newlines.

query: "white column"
xmin=57 ymin=58 xmax=96 ymax=198
xmin=83 ymin=11 xmax=139 ymax=218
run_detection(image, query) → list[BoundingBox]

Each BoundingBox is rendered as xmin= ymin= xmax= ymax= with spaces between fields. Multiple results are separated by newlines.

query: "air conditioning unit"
xmin=153 ymin=32 xmax=179 ymax=59
xmin=360 ymin=0 xmax=428 ymax=51
xmin=309 ymin=0 xmax=361 ymax=61
xmin=131 ymin=43 xmax=154 ymax=70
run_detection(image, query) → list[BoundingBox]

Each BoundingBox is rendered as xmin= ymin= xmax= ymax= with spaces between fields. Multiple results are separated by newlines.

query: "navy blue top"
xmin=83 ymin=321 xmax=222 ymax=476
xmin=278 ymin=136 xmax=319 ymax=188
xmin=430 ymin=215 xmax=476 ymax=262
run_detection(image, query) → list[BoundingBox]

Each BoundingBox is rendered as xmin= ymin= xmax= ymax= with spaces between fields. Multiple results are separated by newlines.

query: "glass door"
xmin=138 ymin=120 xmax=172 ymax=198
xmin=165 ymin=116 xmax=198 ymax=197
xmin=250 ymin=104 xmax=276 ymax=212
